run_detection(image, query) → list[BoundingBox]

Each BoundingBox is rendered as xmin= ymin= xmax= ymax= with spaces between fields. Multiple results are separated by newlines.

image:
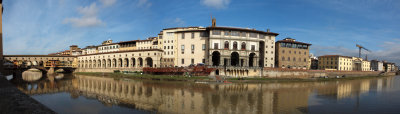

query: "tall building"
xmin=64 ymin=18 xmax=280 ymax=69
xmin=275 ymin=38 xmax=311 ymax=69
xmin=157 ymin=19 xmax=278 ymax=67
xmin=370 ymin=60 xmax=383 ymax=71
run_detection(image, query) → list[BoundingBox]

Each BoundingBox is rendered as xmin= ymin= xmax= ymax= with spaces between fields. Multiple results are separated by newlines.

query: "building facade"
xmin=370 ymin=60 xmax=383 ymax=71
xmin=98 ymin=40 xmax=119 ymax=53
xmin=318 ymin=55 xmax=353 ymax=71
xmin=275 ymin=38 xmax=311 ymax=69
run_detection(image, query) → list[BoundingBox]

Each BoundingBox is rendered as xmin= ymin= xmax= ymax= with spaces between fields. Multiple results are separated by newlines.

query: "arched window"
xmin=233 ymin=41 xmax=238 ymax=50
xmin=241 ymin=42 xmax=246 ymax=50
xmin=224 ymin=41 xmax=229 ymax=49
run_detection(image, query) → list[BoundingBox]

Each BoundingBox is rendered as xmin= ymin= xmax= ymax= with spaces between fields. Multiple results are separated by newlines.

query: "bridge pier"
xmin=47 ymin=67 xmax=55 ymax=74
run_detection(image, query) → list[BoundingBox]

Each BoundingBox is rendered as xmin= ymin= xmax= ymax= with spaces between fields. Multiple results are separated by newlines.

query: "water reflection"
xmin=11 ymin=74 xmax=400 ymax=114
xmin=22 ymin=70 xmax=43 ymax=82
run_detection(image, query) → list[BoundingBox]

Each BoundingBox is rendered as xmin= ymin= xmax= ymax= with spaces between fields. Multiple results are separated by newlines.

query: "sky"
xmin=2 ymin=0 xmax=400 ymax=64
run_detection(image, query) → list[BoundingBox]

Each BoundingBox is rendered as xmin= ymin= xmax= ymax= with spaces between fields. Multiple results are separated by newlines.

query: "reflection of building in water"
xmin=16 ymin=75 xmax=315 ymax=114
xmin=359 ymin=80 xmax=370 ymax=94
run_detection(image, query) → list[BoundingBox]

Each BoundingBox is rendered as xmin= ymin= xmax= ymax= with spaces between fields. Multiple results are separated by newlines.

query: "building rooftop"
xmin=276 ymin=38 xmax=311 ymax=45
xmin=318 ymin=55 xmax=353 ymax=58
xmin=207 ymin=26 xmax=279 ymax=36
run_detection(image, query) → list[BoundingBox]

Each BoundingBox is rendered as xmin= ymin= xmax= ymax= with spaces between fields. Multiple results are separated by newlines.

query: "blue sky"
xmin=3 ymin=0 xmax=400 ymax=64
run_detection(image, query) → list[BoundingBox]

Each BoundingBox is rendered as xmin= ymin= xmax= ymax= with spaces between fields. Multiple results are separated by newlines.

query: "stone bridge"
xmin=3 ymin=55 xmax=78 ymax=74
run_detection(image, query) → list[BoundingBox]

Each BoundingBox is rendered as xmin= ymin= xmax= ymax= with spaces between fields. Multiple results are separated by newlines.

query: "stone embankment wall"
xmin=0 ymin=76 xmax=55 ymax=113
xmin=262 ymin=68 xmax=396 ymax=78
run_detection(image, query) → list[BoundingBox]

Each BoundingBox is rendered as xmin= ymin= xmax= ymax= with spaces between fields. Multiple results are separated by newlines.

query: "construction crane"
xmin=356 ymin=44 xmax=371 ymax=58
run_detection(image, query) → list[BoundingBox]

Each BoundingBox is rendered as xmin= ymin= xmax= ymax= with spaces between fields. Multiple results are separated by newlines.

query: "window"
xmin=282 ymin=50 xmax=285 ymax=53
xmin=231 ymin=31 xmax=239 ymax=36
xmin=191 ymin=32 xmax=195 ymax=39
xmin=224 ymin=41 xmax=229 ymax=49
xmin=241 ymin=42 xmax=246 ymax=50
xmin=224 ymin=31 xmax=230 ymax=36
xmin=294 ymin=51 xmax=296 ymax=54
xmin=304 ymin=52 xmax=307 ymax=55
xmin=282 ymin=57 xmax=285 ymax=61
xmin=212 ymin=30 xmax=221 ymax=35
xmin=266 ymin=51 xmax=268 ymax=54
xmin=294 ymin=58 xmax=296 ymax=61
xmin=214 ymin=43 xmax=219 ymax=49
xmin=240 ymin=32 xmax=247 ymax=37
xmin=259 ymin=34 xmax=265 ymax=39
xmin=289 ymin=51 xmax=291 ymax=54
xmin=202 ymin=44 xmax=206 ymax=50
xmin=233 ymin=42 xmax=238 ymax=50
xmin=171 ymin=46 xmax=173 ymax=49
xmin=191 ymin=59 xmax=194 ymax=64
xmin=200 ymin=32 xmax=208 ymax=37
xmin=181 ymin=45 xmax=185 ymax=54
xmin=181 ymin=33 xmax=185 ymax=39
xmin=202 ymin=59 xmax=205 ymax=63
xmin=191 ymin=44 xmax=195 ymax=54
xmin=249 ymin=33 xmax=257 ymax=38
xmin=181 ymin=59 xmax=184 ymax=64
xmin=251 ymin=45 xmax=255 ymax=51
xmin=288 ymin=57 xmax=291 ymax=61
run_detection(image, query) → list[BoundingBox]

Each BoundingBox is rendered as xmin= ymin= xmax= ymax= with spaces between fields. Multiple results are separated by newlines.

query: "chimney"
xmin=267 ymin=29 xmax=270 ymax=32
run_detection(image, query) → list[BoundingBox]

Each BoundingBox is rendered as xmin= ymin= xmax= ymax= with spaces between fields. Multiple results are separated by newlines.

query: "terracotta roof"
xmin=276 ymin=40 xmax=311 ymax=45
xmin=163 ymin=26 xmax=203 ymax=30
xmin=206 ymin=26 xmax=279 ymax=36
xmin=78 ymin=49 xmax=163 ymax=56
xmin=318 ymin=55 xmax=352 ymax=58
xmin=4 ymin=55 xmax=76 ymax=57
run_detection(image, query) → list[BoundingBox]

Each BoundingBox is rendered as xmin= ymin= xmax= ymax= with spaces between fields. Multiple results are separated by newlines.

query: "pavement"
xmin=0 ymin=74 xmax=55 ymax=114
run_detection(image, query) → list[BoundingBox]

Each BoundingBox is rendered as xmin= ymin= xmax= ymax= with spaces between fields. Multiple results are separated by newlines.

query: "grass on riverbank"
xmin=227 ymin=75 xmax=387 ymax=83
xmin=74 ymin=72 xmax=212 ymax=81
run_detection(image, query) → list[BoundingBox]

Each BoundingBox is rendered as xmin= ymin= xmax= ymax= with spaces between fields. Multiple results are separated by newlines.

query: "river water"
xmin=7 ymin=73 xmax=400 ymax=114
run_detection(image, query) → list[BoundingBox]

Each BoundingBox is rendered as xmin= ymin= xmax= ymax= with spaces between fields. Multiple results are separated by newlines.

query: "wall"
xmin=262 ymin=69 xmax=395 ymax=78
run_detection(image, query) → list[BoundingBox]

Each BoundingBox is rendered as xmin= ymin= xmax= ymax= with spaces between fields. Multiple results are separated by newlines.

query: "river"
xmin=7 ymin=73 xmax=400 ymax=114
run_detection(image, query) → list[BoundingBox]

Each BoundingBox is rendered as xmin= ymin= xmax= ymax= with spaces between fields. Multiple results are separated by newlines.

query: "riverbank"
xmin=0 ymin=75 xmax=55 ymax=114
xmin=74 ymin=72 xmax=394 ymax=83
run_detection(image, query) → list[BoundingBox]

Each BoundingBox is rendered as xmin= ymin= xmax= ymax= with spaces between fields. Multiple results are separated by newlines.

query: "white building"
xmin=98 ymin=40 xmax=120 ymax=53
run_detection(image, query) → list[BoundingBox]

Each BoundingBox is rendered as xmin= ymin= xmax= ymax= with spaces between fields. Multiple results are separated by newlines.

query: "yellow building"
xmin=319 ymin=55 xmax=370 ymax=71
xmin=318 ymin=55 xmax=353 ymax=71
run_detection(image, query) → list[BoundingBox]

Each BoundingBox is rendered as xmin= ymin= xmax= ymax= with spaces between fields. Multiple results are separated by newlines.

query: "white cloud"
xmin=201 ymin=0 xmax=231 ymax=9
xmin=99 ymin=0 xmax=117 ymax=7
xmin=136 ymin=0 xmax=152 ymax=8
xmin=63 ymin=3 xmax=104 ymax=27
xmin=77 ymin=3 xmax=99 ymax=16
xmin=174 ymin=18 xmax=185 ymax=26
xmin=63 ymin=17 xmax=104 ymax=27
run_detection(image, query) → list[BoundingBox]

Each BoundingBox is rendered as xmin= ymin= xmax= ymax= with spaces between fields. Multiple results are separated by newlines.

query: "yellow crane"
xmin=356 ymin=44 xmax=371 ymax=58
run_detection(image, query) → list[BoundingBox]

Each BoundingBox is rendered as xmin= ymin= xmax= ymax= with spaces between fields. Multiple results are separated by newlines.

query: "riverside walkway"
xmin=0 ymin=75 xmax=55 ymax=114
